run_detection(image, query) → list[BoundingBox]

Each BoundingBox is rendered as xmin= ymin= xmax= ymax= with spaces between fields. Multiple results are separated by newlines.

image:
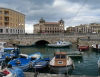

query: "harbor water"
xmin=19 ymin=45 xmax=100 ymax=76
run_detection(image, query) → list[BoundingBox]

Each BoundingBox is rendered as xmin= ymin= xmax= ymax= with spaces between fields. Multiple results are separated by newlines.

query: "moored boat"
xmin=0 ymin=65 xmax=24 ymax=77
xmin=0 ymin=42 xmax=19 ymax=62
xmin=98 ymin=57 xmax=100 ymax=69
xmin=8 ymin=52 xmax=41 ymax=71
xmin=92 ymin=44 xmax=100 ymax=51
xmin=78 ymin=45 xmax=89 ymax=51
xmin=49 ymin=52 xmax=74 ymax=74
xmin=33 ymin=57 xmax=50 ymax=71
xmin=47 ymin=41 xmax=72 ymax=47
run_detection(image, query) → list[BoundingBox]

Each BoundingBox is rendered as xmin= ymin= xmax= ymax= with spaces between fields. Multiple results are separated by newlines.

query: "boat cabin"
xmin=54 ymin=52 xmax=67 ymax=66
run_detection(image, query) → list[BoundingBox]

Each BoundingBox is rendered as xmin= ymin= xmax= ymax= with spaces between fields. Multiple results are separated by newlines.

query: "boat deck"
xmin=24 ymin=72 xmax=99 ymax=77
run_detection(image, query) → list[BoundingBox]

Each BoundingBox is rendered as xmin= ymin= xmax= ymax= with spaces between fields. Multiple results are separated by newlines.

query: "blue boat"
xmin=0 ymin=65 xmax=24 ymax=77
xmin=8 ymin=52 xmax=42 ymax=71
xmin=33 ymin=57 xmax=50 ymax=71
xmin=0 ymin=42 xmax=20 ymax=62
xmin=0 ymin=48 xmax=20 ymax=62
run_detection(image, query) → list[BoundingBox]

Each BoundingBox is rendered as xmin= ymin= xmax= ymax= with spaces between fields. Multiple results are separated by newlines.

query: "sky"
xmin=0 ymin=0 xmax=100 ymax=33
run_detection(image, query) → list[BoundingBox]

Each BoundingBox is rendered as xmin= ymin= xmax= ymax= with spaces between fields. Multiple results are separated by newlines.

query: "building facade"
xmin=34 ymin=18 xmax=64 ymax=34
xmin=66 ymin=23 xmax=100 ymax=34
xmin=0 ymin=8 xmax=25 ymax=34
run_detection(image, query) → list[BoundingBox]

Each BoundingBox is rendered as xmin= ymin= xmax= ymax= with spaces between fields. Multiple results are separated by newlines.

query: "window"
xmin=6 ymin=29 xmax=8 ymax=33
xmin=61 ymin=55 xmax=65 ymax=59
xmin=58 ymin=61 xmax=63 ymax=64
xmin=56 ymin=55 xmax=60 ymax=59
xmin=0 ymin=11 xmax=2 ymax=14
xmin=0 ymin=29 xmax=3 ymax=33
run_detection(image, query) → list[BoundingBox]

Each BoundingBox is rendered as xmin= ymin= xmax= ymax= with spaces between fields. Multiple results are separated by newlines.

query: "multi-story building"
xmin=89 ymin=23 xmax=100 ymax=33
xmin=66 ymin=23 xmax=100 ymax=34
xmin=0 ymin=8 xmax=25 ymax=34
xmin=34 ymin=18 xmax=64 ymax=34
xmin=66 ymin=27 xmax=76 ymax=33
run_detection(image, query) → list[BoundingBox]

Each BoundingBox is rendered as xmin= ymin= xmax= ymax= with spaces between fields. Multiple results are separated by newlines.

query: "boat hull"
xmin=92 ymin=48 xmax=100 ymax=52
xmin=47 ymin=44 xmax=71 ymax=48
xmin=78 ymin=46 xmax=89 ymax=51
xmin=49 ymin=65 xmax=73 ymax=74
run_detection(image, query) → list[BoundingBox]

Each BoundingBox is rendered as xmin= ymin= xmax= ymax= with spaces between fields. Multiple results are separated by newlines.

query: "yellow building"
xmin=0 ymin=8 xmax=25 ymax=34
xmin=34 ymin=18 xmax=64 ymax=34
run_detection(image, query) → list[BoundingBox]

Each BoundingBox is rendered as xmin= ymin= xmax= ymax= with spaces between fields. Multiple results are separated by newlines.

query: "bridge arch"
xmin=35 ymin=40 xmax=49 ymax=46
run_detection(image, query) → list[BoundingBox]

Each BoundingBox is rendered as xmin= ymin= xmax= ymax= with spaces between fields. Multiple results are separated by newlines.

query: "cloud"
xmin=0 ymin=0 xmax=100 ymax=33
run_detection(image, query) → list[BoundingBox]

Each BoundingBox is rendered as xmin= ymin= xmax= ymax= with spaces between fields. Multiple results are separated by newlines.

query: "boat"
xmin=0 ymin=42 xmax=19 ymax=62
xmin=92 ymin=44 xmax=100 ymax=51
xmin=0 ymin=65 xmax=24 ymax=77
xmin=49 ymin=52 xmax=74 ymax=73
xmin=33 ymin=57 xmax=50 ymax=71
xmin=8 ymin=52 xmax=41 ymax=71
xmin=78 ymin=45 xmax=89 ymax=51
xmin=47 ymin=41 xmax=72 ymax=47
xmin=98 ymin=57 xmax=100 ymax=69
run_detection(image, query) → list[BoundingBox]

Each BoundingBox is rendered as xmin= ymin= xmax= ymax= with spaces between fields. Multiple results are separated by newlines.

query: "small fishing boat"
xmin=47 ymin=41 xmax=72 ymax=47
xmin=33 ymin=57 xmax=50 ymax=71
xmin=49 ymin=52 xmax=74 ymax=73
xmin=0 ymin=42 xmax=19 ymax=62
xmin=0 ymin=65 xmax=24 ymax=77
xmin=92 ymin=44 xmax=100 ymax=51
xmin=78 ymin=45 xmax=89 ymax=51
xmin=8 ymin=52 xmax=41 ymax=71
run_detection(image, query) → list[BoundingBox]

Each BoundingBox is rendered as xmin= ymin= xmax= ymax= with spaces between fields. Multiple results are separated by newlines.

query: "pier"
xmin=24 ymin=72 xmax=99 ymax=77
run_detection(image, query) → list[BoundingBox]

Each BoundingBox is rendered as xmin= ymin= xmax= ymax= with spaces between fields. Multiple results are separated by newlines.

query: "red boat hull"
xmin=78 ymin=46 xmax=89 ymax=51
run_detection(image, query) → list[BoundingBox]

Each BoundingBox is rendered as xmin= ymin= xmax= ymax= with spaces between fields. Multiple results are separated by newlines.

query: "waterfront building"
xmin=66 ymin=23 xmax=100 ymax=34
xmin=66 ymin=27 xmax=76 ymax=33
xmin=34 ymin=18 xmax=64 ymax=34
xmin=89 ymin=23 xmax=100 ymax=33
xmin=0 ymin=8 xmax=25 ymax=34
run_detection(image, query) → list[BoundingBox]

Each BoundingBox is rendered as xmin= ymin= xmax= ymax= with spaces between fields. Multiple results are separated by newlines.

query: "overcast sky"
xmin=0 ymin=0 xmax=100 ymax=33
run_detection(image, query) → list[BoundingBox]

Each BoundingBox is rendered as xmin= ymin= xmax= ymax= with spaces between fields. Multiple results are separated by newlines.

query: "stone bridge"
xmin=0 ymin=34 xmax=99 ymax=46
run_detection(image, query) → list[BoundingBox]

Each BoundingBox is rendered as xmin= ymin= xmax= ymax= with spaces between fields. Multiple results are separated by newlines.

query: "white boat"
xmin=49 ymin=52 xmax=74 ymax=73
xmin=98 ymin=57 xmax=100 ymax=68
xmin=47 ymin=41 xmax=72 ymax=47
xmin=92 ymin=44 xmax=100 ymax=51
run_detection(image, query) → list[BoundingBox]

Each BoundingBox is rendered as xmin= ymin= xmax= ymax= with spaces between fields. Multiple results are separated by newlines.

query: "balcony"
xmin=4 ymin=11 xmax=9 ymax=16
xmin=4 ymin=17 xmax=9 ymax=22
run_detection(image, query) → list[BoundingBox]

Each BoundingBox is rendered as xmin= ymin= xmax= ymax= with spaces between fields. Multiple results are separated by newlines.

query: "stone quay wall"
xmin=0 ymin=34 xmax=100 ymax=47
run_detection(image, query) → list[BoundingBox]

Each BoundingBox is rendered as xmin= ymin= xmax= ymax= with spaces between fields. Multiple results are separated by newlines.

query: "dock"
xmin=24 ymin=72 xmax=99 ymax=77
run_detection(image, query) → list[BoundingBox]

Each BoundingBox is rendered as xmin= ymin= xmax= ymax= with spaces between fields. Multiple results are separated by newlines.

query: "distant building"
xmin=66 ymin=27 xmax=76 ymax=33
xmin=66 ymin=23 xmax=100 ymax=34
xmin=0 ymin=8 xmax=25 ymax=34
xmin=34 ymin=18 xmax=64 ymax=34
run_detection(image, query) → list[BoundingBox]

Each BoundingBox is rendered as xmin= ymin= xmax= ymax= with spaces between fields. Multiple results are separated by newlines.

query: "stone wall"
xmin=0 ymin=34 xmax=99 ymax=46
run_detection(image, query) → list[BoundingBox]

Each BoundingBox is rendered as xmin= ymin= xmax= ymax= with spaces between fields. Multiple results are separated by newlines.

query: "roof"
xmin=45 ymin=22 xmax=58 ymax=24
xmin=55 ymin=52 xmax=67 ymax=55
xmin=0 ymin=7 xmax=25 ymax=16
